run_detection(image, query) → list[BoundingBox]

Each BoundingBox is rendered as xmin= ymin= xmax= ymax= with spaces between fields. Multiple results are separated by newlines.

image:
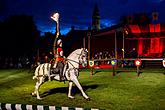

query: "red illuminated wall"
xmin=150 ymin=38 xmax=160 ymax=54
xmin=128 ymin=24 xmax=165 ymax=57
xmin=138 ymin=40 xmax=143 ymax=55
xmin=160 ymin=38 xmax=164 ymax=54
xmin=149 ymin=24 xmax=160 ymax=32
xmin=136 ymin=38 xmax=165 ymax=57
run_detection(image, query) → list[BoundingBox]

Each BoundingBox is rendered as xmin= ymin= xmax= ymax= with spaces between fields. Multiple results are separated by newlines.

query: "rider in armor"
xmin=56 ymin=39 xmax=64 ymax=63
xmin=53 ymin=39 xmax=65 ymax=81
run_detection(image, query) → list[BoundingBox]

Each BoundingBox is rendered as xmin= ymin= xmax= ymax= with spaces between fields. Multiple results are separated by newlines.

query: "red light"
xmin=163 ymin=60 xmax=165 ymax=67
xmin=135 ymin=60 xmax=142 ymax=66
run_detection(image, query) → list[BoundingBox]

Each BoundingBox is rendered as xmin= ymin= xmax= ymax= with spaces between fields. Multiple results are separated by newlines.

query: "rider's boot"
xmin=61 ymin=65 xmax=67 ymax=81
xmin=59 ymin=70 xmax=65 ymax=81
xmin=53 ymin=62 xmax=57 ymax=68
xmin=49 ymin=62 xmax=57 ymax=81
xmin=60 ymin=73 xmax=65 ymax=81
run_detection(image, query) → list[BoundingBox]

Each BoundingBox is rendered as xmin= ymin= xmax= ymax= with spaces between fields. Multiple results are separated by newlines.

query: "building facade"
xmin=64 ymin=6 xmax=165 ymax=59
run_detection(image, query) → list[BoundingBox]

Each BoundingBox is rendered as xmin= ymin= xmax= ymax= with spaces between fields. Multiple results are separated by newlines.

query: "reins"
xmin=64 ymin=50 xmax=84 ymax=73
xmin=65 ymin=58 xmax=79 ymax=64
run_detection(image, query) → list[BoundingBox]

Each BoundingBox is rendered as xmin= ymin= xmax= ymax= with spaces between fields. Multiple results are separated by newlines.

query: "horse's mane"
xmin=67 ymin=48 xmax=82 ymax=59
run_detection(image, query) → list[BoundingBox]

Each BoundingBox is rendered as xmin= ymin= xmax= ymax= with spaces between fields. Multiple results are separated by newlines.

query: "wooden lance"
xmin=51 ymin=13 xmax=60 ymax=58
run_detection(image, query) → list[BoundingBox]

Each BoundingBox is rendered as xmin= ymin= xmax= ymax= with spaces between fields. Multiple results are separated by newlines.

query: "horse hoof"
xmin=37 ymin=97 xmax=43 ymax=100
xmin=86 ymin=97 xmax=90 ymax=101
xmin=31 ymin=93 xmax=36 ymax=97
xmin=68 ymin=96 xmax=75 ymax=99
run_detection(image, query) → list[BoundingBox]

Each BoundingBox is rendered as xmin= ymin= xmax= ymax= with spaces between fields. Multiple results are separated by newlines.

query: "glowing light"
xmin=135 ymin=60 xmax=142 ymax=66
xmin=125 ymin=30 xmax=128 ymax=34
xmin=163 ymin=60 xmax=165 ymax=67
xmin=136 ymin=61 xmax=140 ymax=65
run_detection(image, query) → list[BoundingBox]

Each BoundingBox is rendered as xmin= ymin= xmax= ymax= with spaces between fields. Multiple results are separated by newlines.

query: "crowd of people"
xmin=91 ymin=49 xmax=137 ymax=67
xmin=3 ymin=47 xmax=164 ymax=69
xmin=0 ymin=56 xmax=31 ymax=69
xmin=92 ymin=51 xmax=115 ymax=59
xmin=92 ymin=51 xmax=115 ymax=65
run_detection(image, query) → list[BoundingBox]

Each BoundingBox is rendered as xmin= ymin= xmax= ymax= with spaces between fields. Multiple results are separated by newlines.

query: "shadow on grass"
xmin=40 ymin=84 xmax=98 ymax=98
xmin=93 ymin=70 xmax=102 ymax=75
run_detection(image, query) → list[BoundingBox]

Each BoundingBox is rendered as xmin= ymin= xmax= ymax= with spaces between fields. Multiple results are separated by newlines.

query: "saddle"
xmin=50 ymin=61 xmax=63 ymax=73
xmin=50 ymin=61 xmax=68 ymax=81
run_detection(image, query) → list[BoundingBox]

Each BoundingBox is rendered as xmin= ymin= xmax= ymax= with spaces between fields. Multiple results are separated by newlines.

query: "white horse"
xmin=31 ymin=48 xmax=90 ymax=100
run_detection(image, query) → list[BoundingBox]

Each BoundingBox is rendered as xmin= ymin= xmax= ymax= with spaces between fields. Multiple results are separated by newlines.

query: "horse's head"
xmin=79 ymin=48 xmax=88 ymax=67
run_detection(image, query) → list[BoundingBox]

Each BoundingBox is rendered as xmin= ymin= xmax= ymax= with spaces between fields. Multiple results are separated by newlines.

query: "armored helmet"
xmin=57 ymin=39 xmax=62 ymax=46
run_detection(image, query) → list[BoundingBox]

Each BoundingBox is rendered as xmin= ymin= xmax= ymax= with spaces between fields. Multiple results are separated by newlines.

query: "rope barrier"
xmin=0 ymin=103 xmax=100 ymax=110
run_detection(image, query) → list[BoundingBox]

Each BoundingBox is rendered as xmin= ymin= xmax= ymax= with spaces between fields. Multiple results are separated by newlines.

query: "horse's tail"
xmin=32 ymin=64 xmax=41 ymax=80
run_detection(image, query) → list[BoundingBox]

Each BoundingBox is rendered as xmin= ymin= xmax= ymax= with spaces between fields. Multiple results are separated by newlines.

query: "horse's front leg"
xmin=68 ymin=81 xmax=74 ymax=99
xmin=72 ymin=76 xmax=90 ymax=100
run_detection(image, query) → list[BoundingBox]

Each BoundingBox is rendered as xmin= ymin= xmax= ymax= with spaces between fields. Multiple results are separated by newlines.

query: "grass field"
xmin=0 ymin=68 xmax=165 ymax=110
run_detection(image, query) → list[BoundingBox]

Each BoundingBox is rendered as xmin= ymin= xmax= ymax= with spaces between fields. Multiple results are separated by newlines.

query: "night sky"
xmin=1 ymin=0 xmax=165 ymax=35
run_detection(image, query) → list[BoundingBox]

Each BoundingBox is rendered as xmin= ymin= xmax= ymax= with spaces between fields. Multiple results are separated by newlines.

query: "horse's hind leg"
xmin=36 ymin=81 xmax=43 ymax=100
xmin=32 ymin=78 xmax=43 ymax=100
xmin=68 ymin=81 xmax=74 ymax=99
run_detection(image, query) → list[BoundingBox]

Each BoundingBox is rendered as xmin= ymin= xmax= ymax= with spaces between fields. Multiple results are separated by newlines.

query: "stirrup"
xmin=60 ymin=76 xmax=65 ymax=81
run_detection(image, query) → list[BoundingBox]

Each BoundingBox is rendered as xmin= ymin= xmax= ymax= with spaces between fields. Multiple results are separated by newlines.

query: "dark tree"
xmin=0 ymin=15 xmax=40 ymax=58
xmin=40 ymin=32 xmax=54 ymax=55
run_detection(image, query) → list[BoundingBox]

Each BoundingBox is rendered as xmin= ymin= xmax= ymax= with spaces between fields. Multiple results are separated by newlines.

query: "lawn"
xmin=0 ymin=68 xmax=165 ymax=110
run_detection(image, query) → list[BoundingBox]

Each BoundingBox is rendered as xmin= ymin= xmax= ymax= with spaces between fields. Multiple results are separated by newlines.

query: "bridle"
xmin=78 ymin=49 xmax=87 ymax=65
xmin=65 ymin=49 xmax=87 ymax=68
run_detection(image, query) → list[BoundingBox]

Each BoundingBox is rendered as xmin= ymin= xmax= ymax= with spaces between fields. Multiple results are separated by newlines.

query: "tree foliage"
xmin=0 ymin=15 xmax=40 ymax=57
